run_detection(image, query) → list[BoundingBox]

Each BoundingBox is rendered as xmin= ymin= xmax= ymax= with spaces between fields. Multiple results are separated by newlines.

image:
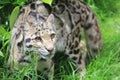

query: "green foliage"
xmin=42 ymin=0 xmax=53 ymax=5
xmin=0 ymin=0 xmax=11 ymax=4
xmin=95 ymin=0 xmax=120 ymax=16
xmin=13 ymin=0 xmax=28 ymax=6
xmin=0 ymin=25 xmax=10 ymax=57
xmin=9 ymin=6 xmax=20 ymax=29
xmin=84 ymin=0 xmax=120 ymax=17
xmin=0 ymin=25 xmax=6 ymax=35
xmin=0 ymin=0 xmax=28 ymax=5
xmin=0 ymin=50 xmax=4 ymax=57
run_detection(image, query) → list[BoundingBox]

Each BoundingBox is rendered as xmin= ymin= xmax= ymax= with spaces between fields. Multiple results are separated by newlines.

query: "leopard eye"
xmin=35 ymin=37 xmax=43 ymax=42
xmin=50 ymin=33 xmax=55 ymax=40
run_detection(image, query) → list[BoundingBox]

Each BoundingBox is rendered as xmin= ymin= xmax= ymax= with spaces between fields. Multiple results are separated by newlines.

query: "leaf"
xmin=0 ymin=0 xmax=10 ymax=4
xmin=13 ymin=0 xmax=28 ymax=6
xmin=0 ymin=26 xmax=6 ymax=36
xmin=0 ymin=39 xmax=10 ymax=51
xmin=0 ymin=6 xmax=4 ymax=9
xmin=9 ymin=6 xmax=20 ymax=30
xmin=42 ymin=0 xmax=53 ymax=5
xmin=5 ymin=31 xmax=11 ymax=40
xmin=0 ymin=50 xmax=4 ymax=57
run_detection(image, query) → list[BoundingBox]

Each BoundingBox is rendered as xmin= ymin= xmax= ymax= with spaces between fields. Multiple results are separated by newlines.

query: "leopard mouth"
xmin=38 ymin=49 xmax=50 ymax=58
xmin=39 ymin=49 xmax=55 ymax=59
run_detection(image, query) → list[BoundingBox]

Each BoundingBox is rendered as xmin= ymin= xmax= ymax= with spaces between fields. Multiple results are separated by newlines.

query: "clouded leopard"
xmin=8 ymin=0 xmax=102 ymax=79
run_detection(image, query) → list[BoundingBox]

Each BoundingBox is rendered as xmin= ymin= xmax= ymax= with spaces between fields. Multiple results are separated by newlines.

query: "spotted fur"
xmin=8 ymin=0 xmax=102 ymax=80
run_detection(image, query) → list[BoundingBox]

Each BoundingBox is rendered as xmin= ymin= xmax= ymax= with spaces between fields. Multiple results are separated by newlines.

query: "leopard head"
xmin=26 ymin=14 xmax=56 ymax=58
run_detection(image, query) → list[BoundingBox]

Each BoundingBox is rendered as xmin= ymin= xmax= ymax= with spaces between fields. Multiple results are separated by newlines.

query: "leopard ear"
xmin=46 ymin=14 xmax=54 ymax=23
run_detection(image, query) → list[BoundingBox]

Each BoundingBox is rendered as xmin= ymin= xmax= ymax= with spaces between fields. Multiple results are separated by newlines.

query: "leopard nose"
xmin=46 ymin=47 xmax=54 ymax=52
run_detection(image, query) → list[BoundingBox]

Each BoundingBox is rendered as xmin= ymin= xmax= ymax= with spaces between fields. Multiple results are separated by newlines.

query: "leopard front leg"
xmin=65 ymin=39 xmax=87 ymax=79
xmin=37 ymin=58 xmax=54 ymax=80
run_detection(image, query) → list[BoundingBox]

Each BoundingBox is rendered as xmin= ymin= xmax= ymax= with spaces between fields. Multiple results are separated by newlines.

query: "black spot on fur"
xmin=35 ymin=37 xmax=42 ymax=42
xmin=81 ymin=22 xmax=84 ymax=28
xmin=76 ymin=4 xmax=80 ymax=9
xmin=72 ymin=1 xmax=76 ymax=5
xmin=74 ymin=49 xmax=80 ymax=54
xmin=88 ymin=34 xmax=93 ymax=41
xmin=59 ymin=21 xmax=64 ymax=27
xmin=57 ymin=4 xmax=65 ymax=14
xmin=25 ymin=38 xmax=31 ymax=43
xmin=86 ymin=15 xmax=89 ymax=20
xmin=75 ymin=33 xmax=79 ymax=37
xmin=53 ymin=4 xmax=65 ymax=14
xmin=85 ymin=23 xmax=93 ymax=30
xmin=92 ymin=48 xmax=98 ymax=53
xmin=76 ymin=27 xmax=80 ymax=34
xmin=70 ymin=44 xmax=74 ymax=49
xmin=20 ymin=25 xmax=24 ymax=28
xmin=16 ymin=30 xmax=21 ymax=39
xmin=88 ymin=8 xmax=91 ymax=13
xmin=69 ymin=50 xmax=73 ymax=54
xmin=19 ymin=8 xmax=25 ymax=14
xmin=71 ymin=6 xmax=76 ymax=13
xmin=80 ymin=0 xmax=87 ymax=6
xmin=29 ymin=11 xmax=37 ymax=20
xmin=74 ymin=40 xmax=79 ymax=48
xmin=79 ymin=35 xmax=81 ymax=41
xmin=78 ymin=54 xmax=82 ymax=64
xmin=81 ymin=9 xmax=85 ymax=14
xmin=92 ymin=13 xmax=95 ymax=19
xmin=30 ymin=3 xmax=36 ymax=10
xmin=17 ymin=41 xmax=23 ymax=47
xmin=68 ymin=42 xmax=71 ymax=48
xmin=72 ymin=56 xmax=77 ymax=61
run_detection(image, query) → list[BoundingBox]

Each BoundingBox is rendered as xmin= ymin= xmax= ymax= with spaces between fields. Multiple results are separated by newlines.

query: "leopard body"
xmin=8 ymin=0 xmax=102 ymax=79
